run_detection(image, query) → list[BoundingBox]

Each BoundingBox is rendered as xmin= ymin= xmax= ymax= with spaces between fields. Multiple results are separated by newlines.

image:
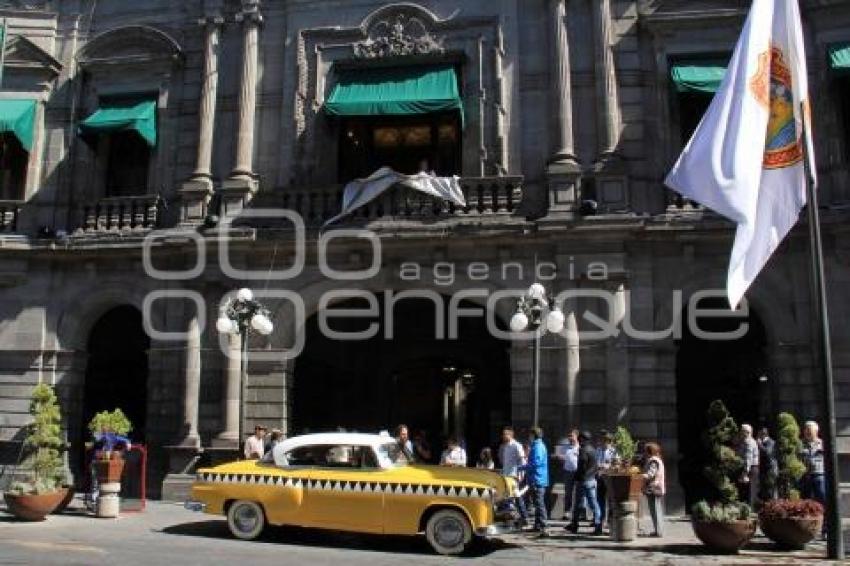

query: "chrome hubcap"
xmin=434 ymin=516 xmax=464 ymax=547
xmin=234 ymin=505 xmax=259 ymax=533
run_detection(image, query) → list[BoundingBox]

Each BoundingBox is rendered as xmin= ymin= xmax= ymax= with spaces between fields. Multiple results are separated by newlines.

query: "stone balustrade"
xmin=0 ymin=200 xmax=21 ymax=233
xmin=280 ymin=176 xmax=524 ymax=226
xmin=78 ymin=195 xmax=161 ymax=233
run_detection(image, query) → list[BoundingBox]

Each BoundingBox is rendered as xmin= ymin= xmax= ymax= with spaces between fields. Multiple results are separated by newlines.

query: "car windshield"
xmin=377 ymin=441 xmax=410 ymax=468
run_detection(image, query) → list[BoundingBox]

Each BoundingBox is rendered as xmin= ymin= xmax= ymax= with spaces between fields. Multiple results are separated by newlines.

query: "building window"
xmin=0 ymin=132 xmax=28 ymax=200
xmin=103 ymin=130 xmax=151 ymax=197
xmin=669 ymin=57 xmax=728 ymax=147
xmin=339 ymin=112 xmax=461 ymax=182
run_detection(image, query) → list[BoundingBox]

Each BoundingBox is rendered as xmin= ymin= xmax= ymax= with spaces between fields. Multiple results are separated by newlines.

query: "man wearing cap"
xmin=244 ymin=425 xmax=267 ymax=460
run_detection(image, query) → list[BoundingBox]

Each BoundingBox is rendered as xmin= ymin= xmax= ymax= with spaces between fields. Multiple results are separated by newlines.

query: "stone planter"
xmin=3 ymin=488 xmax=69 ymax=521
xmin=604 ymin=472 xmax=643 ymax=504
xmin=758 ymin=515 xmax=823 ymax=549
xmin=692 ymin=518 xmax=757 ymax=554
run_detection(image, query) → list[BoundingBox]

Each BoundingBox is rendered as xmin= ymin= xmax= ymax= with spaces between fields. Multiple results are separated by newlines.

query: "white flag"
xmin=665 ymin=0 xmax=814 ymax=309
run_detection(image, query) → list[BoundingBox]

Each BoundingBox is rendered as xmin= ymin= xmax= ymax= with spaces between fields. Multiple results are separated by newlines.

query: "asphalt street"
xmin=0 ymin=501 xmax=840 ymax=565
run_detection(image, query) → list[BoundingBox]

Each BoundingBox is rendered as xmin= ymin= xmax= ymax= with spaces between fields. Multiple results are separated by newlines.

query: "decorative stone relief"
xmin=354 ymin=12 xmax=444 ymax=59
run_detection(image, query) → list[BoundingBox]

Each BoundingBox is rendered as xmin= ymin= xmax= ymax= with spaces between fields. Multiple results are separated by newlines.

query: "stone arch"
xmin=76 ymin=25 xmax=183 ymax=66
xmin=358 ymin=2 xmax=446 ymax=34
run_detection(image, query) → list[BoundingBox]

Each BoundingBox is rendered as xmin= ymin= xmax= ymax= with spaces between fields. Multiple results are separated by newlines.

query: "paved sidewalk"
xmin=0 ymin=500 xmax=844 ymax=565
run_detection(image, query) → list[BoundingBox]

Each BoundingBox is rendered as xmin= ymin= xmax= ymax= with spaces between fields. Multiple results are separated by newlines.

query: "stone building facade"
xmin=0 ymin=0 xmax=848 ymax=513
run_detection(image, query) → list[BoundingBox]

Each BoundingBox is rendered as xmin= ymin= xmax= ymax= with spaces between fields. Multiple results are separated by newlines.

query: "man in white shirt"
xmin=554 ymin=429 xmax=581 ymax=521
xmin=499 ymin=426 xmax=528 ymax=526
xmin=440 ymin=437 xmax=467 ymax=467
xmin=244 ymin=425 xmax=266 ymax=460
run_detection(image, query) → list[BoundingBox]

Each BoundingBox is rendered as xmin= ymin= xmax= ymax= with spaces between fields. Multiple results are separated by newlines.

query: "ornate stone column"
xmin=222 ymin=0 xmax=262 ymax=209
xmin=564 ymin=309 xmax=581 ymax=428
xmin=544 ymin=0 xmax=583 ymax=222
xmin=605 ymin=282 xmax=629 ymax=426
xmin=213 ymin=332 xmax=241 ymax=447
xmin=180 ymin=14 xmax=224 ymax=223
xmin=590 ymin=0 xmax=628 ymax=212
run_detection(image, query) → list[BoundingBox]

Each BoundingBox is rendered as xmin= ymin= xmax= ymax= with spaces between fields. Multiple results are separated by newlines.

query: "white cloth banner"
xmin=322 ymin=166 xmax=466 ymax=228
xmin=665 ymin=0 xmax=814 ymax=309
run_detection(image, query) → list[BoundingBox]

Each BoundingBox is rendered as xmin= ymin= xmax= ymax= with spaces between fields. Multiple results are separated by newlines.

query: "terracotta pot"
xmin=604 ymin=472 xmax=643 ymax=504
xmin=692 ymin=518 xmax=757 ymax=554
xmin=51 ymin=486 xmax=76 ymax=514
xmin=758 ymin=515 xmax=823 ymax=549
xmin=3 ymin=488 xmax=69 ymax=521
xmin=94 ymin=457 xmax=125 ymax=484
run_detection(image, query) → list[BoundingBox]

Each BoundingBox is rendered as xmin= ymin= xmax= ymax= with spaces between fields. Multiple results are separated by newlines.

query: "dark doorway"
xmin=83 ymin=306 xmax=150 ymax=444
xmin=675 ymin=297 xmax=769 ymax=509
xmin=292 ymin=293 xmax=511 ymax=464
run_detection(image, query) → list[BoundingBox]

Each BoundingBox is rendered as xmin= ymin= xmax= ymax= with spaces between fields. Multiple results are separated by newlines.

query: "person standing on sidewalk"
xmin=555 ymin=429 xmax=581 ymax=521
xmin=800 ymin=420 xmax=827 ymax=540
xmin=521 ymin=427 xmax=550 ymax=537
xmin=566 ymin=431 xmax=602 ymax=535
xmin=499 ymin=426 xmax=528 ymax=527
xmin=736 ymin=424 xmax=759 ymax=507
xmin=641 ymin=442 xmax=666 ymax=537
xmin=595 ymin=430 xmax=617 ymax=528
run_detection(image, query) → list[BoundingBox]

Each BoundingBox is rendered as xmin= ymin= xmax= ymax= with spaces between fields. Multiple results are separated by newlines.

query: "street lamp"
xmin=510 ymin=284 xmax=565 ymax=429
xmin=216 ymin=288 xmax=274 ymax=454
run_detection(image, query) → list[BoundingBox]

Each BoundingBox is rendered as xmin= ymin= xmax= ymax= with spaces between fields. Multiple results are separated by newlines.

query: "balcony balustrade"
xmin=0 ymin=200 xmax=21 ymax=233
xmin=78 ymin=194 xmax=161 ymax=234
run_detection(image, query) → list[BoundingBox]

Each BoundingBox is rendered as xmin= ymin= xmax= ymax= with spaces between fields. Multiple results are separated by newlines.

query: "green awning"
xmin=0 ymin=99 xmax=36 ymax=151
xmin=78 ymin=99 xmax=157 ymax=147
xmin=325 ymin=64 xmax=464 ymax=121
xmin=828 ymin=43 xmax=850 ymax=73
xmin=670 ymin=61 xmax=728 ymax=94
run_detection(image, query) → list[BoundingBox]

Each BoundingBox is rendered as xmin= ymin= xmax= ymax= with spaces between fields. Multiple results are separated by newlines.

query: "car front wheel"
xmin=226 ymin=500 xmax=266 ymax=540
xmin=425 ymin=508 xmax=473 ymax=555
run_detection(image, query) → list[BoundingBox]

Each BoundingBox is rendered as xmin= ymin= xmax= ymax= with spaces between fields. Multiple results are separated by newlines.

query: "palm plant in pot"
xmin=690 ymin=400 xmax=756 ymax=553
xmin=757 ymin=412 xmax=824 ymax=548
xmin=604 ymin=426 xmax=642 ymax=504
xmin=2 ymin=384 xmax=68 ymax=521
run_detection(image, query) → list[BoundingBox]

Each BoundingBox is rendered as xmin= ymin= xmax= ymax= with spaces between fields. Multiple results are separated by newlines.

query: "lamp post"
xmin=510 ymin=283 xmax=565 ymax=429
xmin=216 ymin=288 xmax=274 ymax=453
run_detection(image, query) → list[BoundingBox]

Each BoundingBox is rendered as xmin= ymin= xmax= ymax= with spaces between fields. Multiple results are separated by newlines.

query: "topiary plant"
xmin=691 ymin=400 xmax=751 ymax=522
xmin=88 ymin=408 xmax=132 ymax=437
xmin=774 ymin=412 xmax=806 ymax=500
xmin=613 ymin=426 xmax=636 ymax=468
xmin=6 ymin=384 xmax=65 ymax=494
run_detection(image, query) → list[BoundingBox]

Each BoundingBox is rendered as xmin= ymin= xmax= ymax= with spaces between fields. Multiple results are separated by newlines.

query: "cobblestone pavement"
xmin=0 ymin=500 xmax=844 ymax=565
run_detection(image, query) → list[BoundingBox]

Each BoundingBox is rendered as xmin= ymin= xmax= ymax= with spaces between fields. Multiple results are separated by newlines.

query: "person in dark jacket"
xmin=521 ymin=427 xmax=549 ymax=536
xmin=566 ymin=431 xmax=603 ymax=535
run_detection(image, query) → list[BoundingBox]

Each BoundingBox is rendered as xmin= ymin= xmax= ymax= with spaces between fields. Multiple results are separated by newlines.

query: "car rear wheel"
xmin=226 ymin=500 xmax=266 ymax=540
xmin=425 ymin=508 xmax=472 ymax=555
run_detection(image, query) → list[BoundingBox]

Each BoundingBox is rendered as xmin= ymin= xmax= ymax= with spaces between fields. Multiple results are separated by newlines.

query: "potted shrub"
xmin=603 ymin=426 xmax=643 ymax=504
xmin=2 ymin=384 xmax=69 ymax=521
xmin=758 ymin=413 xmax=824 ymax=548
xmin=88 ymin=408 xmax=132 ymax=485
xmin=690 ymin=400 xmax=757 ymax=553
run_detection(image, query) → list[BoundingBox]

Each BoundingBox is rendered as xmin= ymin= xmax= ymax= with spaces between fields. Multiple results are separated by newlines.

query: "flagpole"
xmin=800 ymin=104 xmax=844 ymax=560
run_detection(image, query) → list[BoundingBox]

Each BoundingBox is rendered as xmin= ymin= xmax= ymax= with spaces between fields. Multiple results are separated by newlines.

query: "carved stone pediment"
xmin=77 ymin=25 xmax=183 ymax=69
xmin=3 ymin=34 xmax=61 ymax=76
xmin=355 ymin=8 xmax=444 ymax=59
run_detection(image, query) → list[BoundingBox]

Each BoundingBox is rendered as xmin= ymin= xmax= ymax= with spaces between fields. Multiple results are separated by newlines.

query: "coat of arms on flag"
xmin=757 ymin=47 xmax=803 ymax=169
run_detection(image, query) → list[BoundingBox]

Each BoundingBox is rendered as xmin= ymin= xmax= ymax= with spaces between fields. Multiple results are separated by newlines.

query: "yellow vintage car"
xmin=186 ymin=433 xmax=518 ymax=555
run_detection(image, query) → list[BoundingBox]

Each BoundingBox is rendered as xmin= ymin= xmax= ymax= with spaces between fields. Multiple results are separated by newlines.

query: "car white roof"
xmin=277 ymin=432 xmax=394 ymax=453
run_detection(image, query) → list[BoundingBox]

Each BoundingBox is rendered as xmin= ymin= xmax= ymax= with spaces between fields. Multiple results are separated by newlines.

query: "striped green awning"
xmin=0 ymin=99 xmax=36 ymax=151
xmin=828 ymin=43 xmax=850 ymax=73
xmin=325 ymin=64 xmax=464 ymax=123
xmin=78 ymin=99 xmax=157 ymax=147
xmin=670 ymin=61 xmax=728 ymax=94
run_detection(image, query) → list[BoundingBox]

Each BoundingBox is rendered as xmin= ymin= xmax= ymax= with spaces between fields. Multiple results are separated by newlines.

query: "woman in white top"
xmin=441 ymin=437 xmax=468 ymax=467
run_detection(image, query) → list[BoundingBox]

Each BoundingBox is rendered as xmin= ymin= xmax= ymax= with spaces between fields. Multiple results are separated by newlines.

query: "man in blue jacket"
xmin=522 ymin=427 xmax=549 ymax=536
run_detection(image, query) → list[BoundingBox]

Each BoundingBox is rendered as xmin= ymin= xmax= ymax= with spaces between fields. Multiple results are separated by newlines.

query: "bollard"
xmin=610 ymin=501 xmax=637 ymax=541
xmin=96 ymin=482 xmax=121 ymax=518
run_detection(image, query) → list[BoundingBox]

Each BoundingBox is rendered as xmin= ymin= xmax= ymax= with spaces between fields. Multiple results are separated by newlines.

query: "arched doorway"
xmin=675 ymin=297 xmax=769 ymax=508
xmin=292 ymin=293 xmax=511 ymax=463
xmin=83 ymin=305 xmax=150 ymax=444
